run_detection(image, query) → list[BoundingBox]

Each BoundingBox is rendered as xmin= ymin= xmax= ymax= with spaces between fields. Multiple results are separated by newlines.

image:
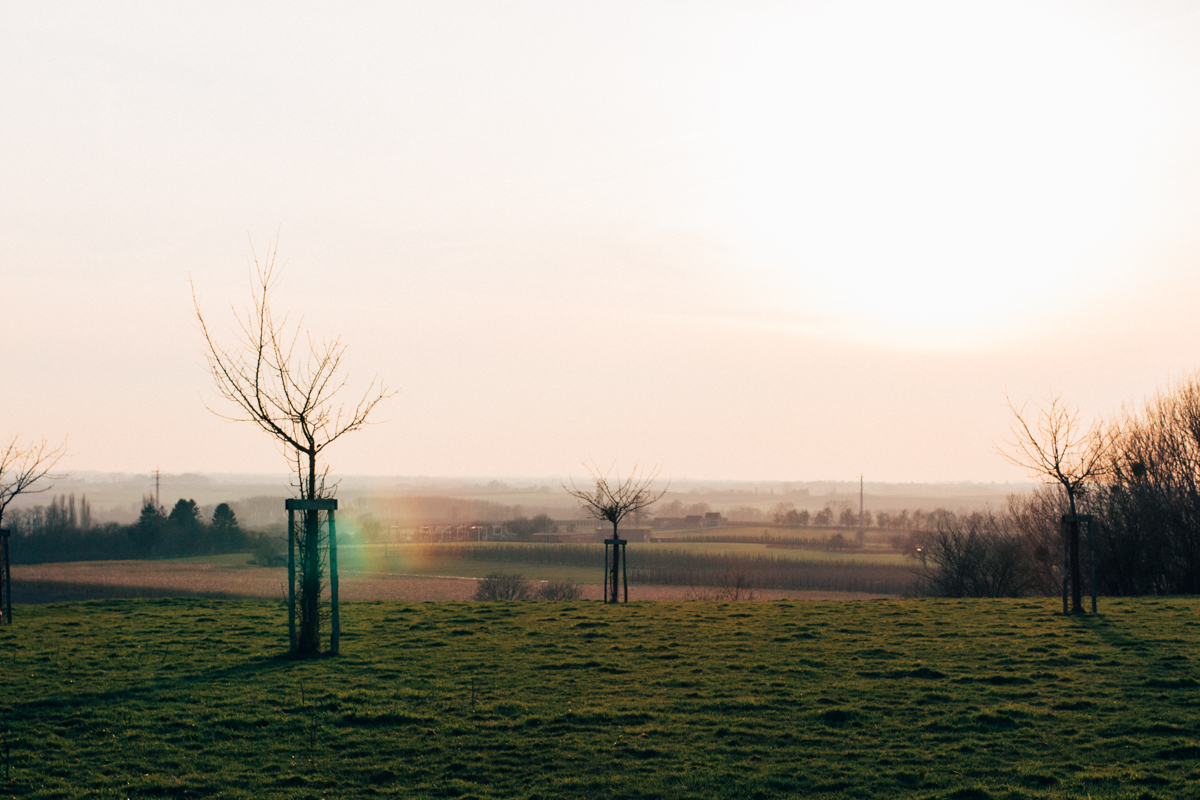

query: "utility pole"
xmin=858 ymin=474 xmax=865 ymax=544
xmin=154 ymin=468 xmax=161 ymax=510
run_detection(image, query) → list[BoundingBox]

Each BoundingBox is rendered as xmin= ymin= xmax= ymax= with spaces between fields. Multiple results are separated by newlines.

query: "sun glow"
xmin=701 ymin=2 xmax=1177 ymax=348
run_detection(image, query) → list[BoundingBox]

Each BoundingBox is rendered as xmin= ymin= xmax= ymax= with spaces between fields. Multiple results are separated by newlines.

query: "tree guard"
xmin=565 ymin=463 xmax=666 ymax=606
xmin=285 ymin=498 xmax=340 ymax=654
xmin=1061 ymin=514 xmax=1096 ymax=614
xmin=604 ymin=536 xmax=628 ymax=604
xmin=0 ymin=529 xmax=10 ymax=624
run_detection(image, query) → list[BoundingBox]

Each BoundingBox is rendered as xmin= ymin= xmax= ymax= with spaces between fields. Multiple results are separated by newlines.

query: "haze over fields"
xmin=9 ymin=471 xmax=1028 ymax=529
xmin=5 ymin=2 xmax=1200 ymax=484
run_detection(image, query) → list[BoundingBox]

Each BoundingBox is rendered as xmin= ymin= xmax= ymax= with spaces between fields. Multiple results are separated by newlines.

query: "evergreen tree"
xmin=131 ymin=496 xmax=165 ymax=555
xmin=211 ymin=503 xmax=243 ymax=551
xmin=168 ymin=499 xmax=204 ymax=555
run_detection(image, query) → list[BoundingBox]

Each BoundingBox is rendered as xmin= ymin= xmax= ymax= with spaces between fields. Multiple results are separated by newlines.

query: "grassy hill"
xmin=3 ymin=597 xmax=1198 ymax=798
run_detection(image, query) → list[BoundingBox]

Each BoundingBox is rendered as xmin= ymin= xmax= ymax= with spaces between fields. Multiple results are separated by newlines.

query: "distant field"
xmin=654 ymin=525 xmax=864 ymax=538
xmin=6 ymin=597 xmax=1200 ymax=798
xmin=10 ymin=561 xmax=879 ymax=604
xmin=9 ymin=543 xmax=912 ymax=600
xmin=339 ymin=542 xmax=912 ymax=594
xmin=654 ymin=525 xmax=898 ymax=544
xmin=365 ymin=557 xmax=601 ymax=586
xmin=636 ymin=541 xmax=906 ymax=566
xmin=340 ymin=541 xmax=905 ymax=568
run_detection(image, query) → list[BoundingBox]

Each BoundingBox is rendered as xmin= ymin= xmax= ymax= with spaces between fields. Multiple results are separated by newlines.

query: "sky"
xmin=5 ymin=0 xmax=1200 ymax=484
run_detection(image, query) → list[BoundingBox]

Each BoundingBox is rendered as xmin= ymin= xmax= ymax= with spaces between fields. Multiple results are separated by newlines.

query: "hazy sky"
xmin=5 ymin=1 xmax=1200 ymax=483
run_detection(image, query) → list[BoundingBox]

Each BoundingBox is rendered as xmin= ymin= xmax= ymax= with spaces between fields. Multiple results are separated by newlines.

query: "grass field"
xmin=12 ymin=541 xmax=910 ymax=600
xmin=4 ymin=597 xmax=1199 ymax=798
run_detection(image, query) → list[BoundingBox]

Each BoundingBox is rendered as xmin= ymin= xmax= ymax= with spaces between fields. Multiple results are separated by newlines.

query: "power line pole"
xmin=154 ymin=468 xmax=161 ymax=510
xmin=858 ymin=474 xmax=865 ymax=543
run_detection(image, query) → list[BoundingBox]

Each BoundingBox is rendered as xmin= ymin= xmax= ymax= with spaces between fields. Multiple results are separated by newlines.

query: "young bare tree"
xmin=193 ymin=242 xmax=394 ymax=655
xmin=565 ymin=462 xmax=667 ymax=603
xmin=0 ymin=435 xmax=67 ymax=622
xmin=0 ymin=435 xmax=68 ymax=530
xmin=999 ymin=393 xmax=1112 ymax=613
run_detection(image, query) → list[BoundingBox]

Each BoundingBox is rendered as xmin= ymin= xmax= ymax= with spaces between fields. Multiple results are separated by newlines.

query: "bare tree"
xmin=999 ymin=393 xmax=1111 ymax=613
xmin=0 ymin=435 xmax=67 ymax=622
xmin=193 ymin=241 xmax=394 ymax=654
xmin=565 ymin=462 xmax=666 ymax=603
xmin=0 ymin=435 xmax=68 ymax=530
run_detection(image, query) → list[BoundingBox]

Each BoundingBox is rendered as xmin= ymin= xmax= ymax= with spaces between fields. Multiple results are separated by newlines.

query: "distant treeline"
xmin=760 ymin=503 xmax=961 ymax=531
xmin=667 ymin=532 xmax=866 ymax=550
xmin=4 ymin=494 xmax=275 ymax=564
xmin=414 ymin=543 xmax=914 ymax=595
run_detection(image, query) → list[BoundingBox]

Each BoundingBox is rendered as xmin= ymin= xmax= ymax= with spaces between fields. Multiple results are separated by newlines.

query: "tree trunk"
xmin=297 ymin=507 xmax=321 ymax=654
xmin=610 ymin=519 xmax=620 ymax=603
xmin=1068 ymin=493 xmax=1083 ymax=614
xmin=297 ymin=448 xmax=322 ymax=655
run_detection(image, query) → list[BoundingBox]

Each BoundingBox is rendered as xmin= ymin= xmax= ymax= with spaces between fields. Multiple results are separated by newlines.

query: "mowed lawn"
xmin=5 ymin=597 xmax=1200 ymax=799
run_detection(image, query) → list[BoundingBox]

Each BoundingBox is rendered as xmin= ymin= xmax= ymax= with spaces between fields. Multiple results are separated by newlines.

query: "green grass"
xmin=3 ymin=597 xmax=1199 ymax=798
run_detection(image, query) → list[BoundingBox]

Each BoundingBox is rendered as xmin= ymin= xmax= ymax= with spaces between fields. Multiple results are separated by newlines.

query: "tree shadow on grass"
xmin=13 ymin=649 xmax=325 ymax=717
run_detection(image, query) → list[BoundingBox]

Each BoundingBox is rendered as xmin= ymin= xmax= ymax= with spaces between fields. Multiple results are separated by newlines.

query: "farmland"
xmin=4 ymin=596 xmax=1200 ymax=798
xmin=10 ymin=540 xmax=914 ymax=603
xmin=335 ymin=542 xmax=911 ymax=594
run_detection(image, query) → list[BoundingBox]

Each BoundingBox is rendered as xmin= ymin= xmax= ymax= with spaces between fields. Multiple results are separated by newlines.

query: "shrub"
xmin=474 ymin=573 xmax=533 ymax=601
xmin=252 ymin=533 xmax=284 ymax=567
xmin=536 ymin=581 xmax=583 ymax=601
xmin=912 ymin=511 xmax=1038 ymax=597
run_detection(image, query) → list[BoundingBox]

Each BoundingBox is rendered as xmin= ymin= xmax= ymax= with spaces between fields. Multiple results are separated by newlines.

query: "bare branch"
xmin=0 ymin=435 xmax=69 ymax=523
xmin=997 ymin=392 xmax=1113 ymax=509
xmin=564 ymin=461 xmax=669 ymax=529
xmin=193 ymin=240 xmax=398 ymax=498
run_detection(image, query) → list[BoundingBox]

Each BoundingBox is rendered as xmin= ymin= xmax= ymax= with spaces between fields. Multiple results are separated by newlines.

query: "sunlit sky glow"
xmin=4 ymin=1 xmax=1200 ymax=484
xmin=703 ymin=3 xmax=1185 ymax=346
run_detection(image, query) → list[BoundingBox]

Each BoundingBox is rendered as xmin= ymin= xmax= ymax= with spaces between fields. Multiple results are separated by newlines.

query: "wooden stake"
xmin=0 ymin=530 xmax=10 ymax=625
xmin=287 ymin=509 xmax=296 ymax=652
xmin=622 ymin=540 xmax=628 ymax=603
xmin=1061 ymin=519 xmax=1069 ymax=615
xmin=603 ymin=540 xmax=609 ymax=604
xmin=329 ymin=510 xmax=340 ymax=655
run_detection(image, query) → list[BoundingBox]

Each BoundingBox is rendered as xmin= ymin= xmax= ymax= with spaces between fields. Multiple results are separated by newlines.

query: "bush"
xmin=912 ymin=511 xmax=1038 ymax=597
xmin=474 ymin=573 xmax=533 ymax=601
xmin=536 ymin=581 xmax=583 ymax=601
xmin=251 ymin=533 xmax=284 ymax=567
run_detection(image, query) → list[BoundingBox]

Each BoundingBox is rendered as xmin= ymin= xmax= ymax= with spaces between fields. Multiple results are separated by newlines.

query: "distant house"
xmin=621 ymin=528 xmax=651 ymax=542
xmin=683 ymin=515 xmax=703 ymax=528
xmin=704 ymin=512 xmax=722 ymax=528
